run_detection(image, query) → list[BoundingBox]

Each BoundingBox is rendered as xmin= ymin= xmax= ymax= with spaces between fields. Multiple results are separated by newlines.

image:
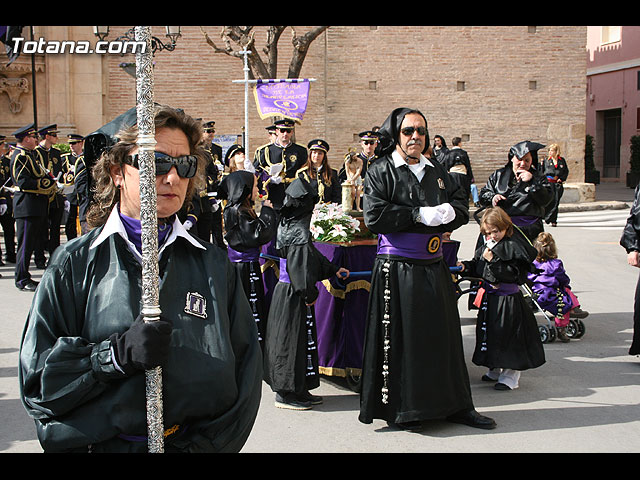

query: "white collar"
xmin=391 ymin=149 xmax=433 ymax=169
xmin=90 ymin=205 xmax=206 ymax=261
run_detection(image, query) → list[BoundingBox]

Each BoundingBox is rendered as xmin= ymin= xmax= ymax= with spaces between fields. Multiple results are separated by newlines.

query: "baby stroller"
xmin=520 ymin=282 xmax=586 ymax=343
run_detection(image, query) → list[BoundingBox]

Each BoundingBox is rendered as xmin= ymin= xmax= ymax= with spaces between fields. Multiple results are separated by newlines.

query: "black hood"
xmin=376 ymin=107 xmax=430 ymax=157
xmin=507 ymin=140 xmax=545 ymax=169
xmin=219 ymin=170 xmax=255 ymax=206
xmin=276 ymin=177 xmax=319 ymax=248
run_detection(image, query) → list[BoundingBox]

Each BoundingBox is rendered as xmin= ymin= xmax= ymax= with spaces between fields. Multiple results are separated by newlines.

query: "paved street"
xmin=1 ymin=183 xmax=639 ymax=453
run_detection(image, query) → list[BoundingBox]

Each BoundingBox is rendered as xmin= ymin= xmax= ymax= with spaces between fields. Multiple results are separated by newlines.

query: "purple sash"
xmin=485 ymin=282 xmax=520 ymax=296
xmin=510 ymin=215 xmax=539 ymax=227
xmin=279 ymin=257 xmax=291 ymax=283
xmin=377 ymin=232 xmax=443 ymax=260
xmin=227 ymin=246 xmax=260 ymax=263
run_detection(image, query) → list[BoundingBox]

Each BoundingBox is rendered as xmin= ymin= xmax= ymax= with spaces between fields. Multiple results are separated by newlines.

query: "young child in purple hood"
xmin=528 ymin=232 xmax=589 ymax=342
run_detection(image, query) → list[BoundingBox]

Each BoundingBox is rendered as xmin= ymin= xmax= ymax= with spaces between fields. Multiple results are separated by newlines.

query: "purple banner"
xmin=253 ymin=79 xmax=310 ymax=122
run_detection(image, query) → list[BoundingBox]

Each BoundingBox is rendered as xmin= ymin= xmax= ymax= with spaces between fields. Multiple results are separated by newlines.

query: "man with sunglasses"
xmin=338 ymin=130 xmax=380 ymax=186
xmin=253 ymin=118 xmax=307 ymax=210
xmin=35 ymin=124 xmax=65 ymax=265
xmin=10 ymin=123 xmax=58 ymax=291
xmin=359 ymin=107 xmax=496 ymax=432
xmin=19 ymin=106 xmax=262 ymax=452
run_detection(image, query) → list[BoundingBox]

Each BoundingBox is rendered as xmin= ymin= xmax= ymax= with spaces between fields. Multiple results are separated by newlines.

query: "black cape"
xmin=263 ymin=178 xmax=339 ymax=394
xmin=621 ymin=184 xmax=640 ymax=355
xmin=359 ymin=147 xmax=475 ymax=425
xmin=219 ymin=170 xmax=278 ymax=345
xmin=462 ymin=230 xmax=545 ymax=371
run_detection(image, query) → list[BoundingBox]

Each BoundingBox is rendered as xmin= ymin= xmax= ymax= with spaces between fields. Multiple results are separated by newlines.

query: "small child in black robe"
xmin=263 ymin=177 xmax=349 ymax=410
xmin=458 ymin=207 xmax=545 ymax=391
xmin=219 ymin=170 xmax=278 ymax=347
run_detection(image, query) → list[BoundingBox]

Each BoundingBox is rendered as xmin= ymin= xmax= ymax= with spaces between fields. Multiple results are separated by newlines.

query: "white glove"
xmin=64 ymin=199 xmax=70 ymax=212
xmin=243 ymin=159 xmax=256 ymax=174
xmin=436 ymin=203 xmax=456 ymax=224
xmin=418 ymin=206 xmax=443 ymax=226
xmin=418 ymin=203 xmax=455 ymax=226
xmin=0 ymin=204 xmax=7 ymax=216
xmin=269 ymin=164 xmax=283 ymax=177
xmin=210 ymin=199 xmax=221 ymax=212
xmin=269 ymin=175 xmax=282 ymax=184
xmin=183 ymin=219 xmax=194 ymax=231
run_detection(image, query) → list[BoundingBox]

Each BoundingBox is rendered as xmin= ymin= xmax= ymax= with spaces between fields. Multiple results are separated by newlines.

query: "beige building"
xmin=1 ymin=25 xmax=587 ymax=185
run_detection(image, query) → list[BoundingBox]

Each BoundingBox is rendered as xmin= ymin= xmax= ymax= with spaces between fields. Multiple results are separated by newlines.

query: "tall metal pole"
xmin=134 ymin=26 xmax=164 ymax=454
xmin=239 ymin=49 xmax=251 ymax=155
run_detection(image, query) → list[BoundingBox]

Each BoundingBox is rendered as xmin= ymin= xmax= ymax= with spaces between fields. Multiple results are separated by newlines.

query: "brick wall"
xmin=105 ymin=25 xmax=587 ymax=185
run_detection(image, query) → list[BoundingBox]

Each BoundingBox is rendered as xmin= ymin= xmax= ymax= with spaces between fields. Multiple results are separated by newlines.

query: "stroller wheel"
xmin=549 ymin=326 xmax=557 ymax=343
xmin=566 ymin=320 xmax=579 ymax=338
xmin=574 ymin=319 xmax=586 ymax=339
xmin=539 ymin=325 xmax=551 ymax=343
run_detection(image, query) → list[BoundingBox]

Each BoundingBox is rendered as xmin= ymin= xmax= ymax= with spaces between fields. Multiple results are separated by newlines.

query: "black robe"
xmin=358 ymin=153 xmax=475 ymax=425
xmin=620 ymin=184 xmax=640 ymax=355
xmin=479 ymin=164 xmax=553 ymax=243
xmin=262 ymin=178 xmax=339 ymax=395
xmin=462 ymin=231 xmax=545 ymax=371
xmin=221 ymin=171 xmax=278 ymax=346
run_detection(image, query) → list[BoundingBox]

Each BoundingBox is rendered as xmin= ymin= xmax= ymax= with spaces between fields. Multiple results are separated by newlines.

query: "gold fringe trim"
xmin=321 ymin=278 xmax=370 ymax=299
xmin=319 ymin=366 xmax=363 ymax=377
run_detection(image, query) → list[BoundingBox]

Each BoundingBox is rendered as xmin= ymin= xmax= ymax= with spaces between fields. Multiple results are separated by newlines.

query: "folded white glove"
xmin=64 ymin=199 xmax=70 ymax=212
xmin=437 ymin=203 xmax=456 ymax=224
xmin=0 ymin=204 xmax=7 ymax=216
xmin=418 ymin=203 xmax=455 ymax=226
xmin=210 ymin=199 xmax=221 ymax=212
xmin=269 ymin=164 xmax=283 ymax=177
xmin=418 ymin=206 xmax=443 ymax=226
xmin=269 ymin=176 xmax=282 ymax=184
xmin=183 ymin=219 xmax=194 ymax=231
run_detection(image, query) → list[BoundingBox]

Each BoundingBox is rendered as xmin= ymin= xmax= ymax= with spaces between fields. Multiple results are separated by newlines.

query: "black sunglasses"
xmin=400 ymin=126 xmax=427 ymax=136
xmin=124 ymin=151 xmax=198 ymax=178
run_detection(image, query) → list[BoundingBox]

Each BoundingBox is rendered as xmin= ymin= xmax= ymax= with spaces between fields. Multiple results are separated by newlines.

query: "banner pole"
xmin=134 ymin=25 xmax=164 ymax=454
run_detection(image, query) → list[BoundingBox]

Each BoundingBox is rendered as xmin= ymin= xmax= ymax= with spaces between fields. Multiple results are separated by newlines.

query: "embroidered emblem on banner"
xmin=184 ymin=292 xmax=207 ymax=318
xmin=437 ymin=177 xmax=445 ymax=189
xmin=428 ymin=236 xmax=441 ymax=253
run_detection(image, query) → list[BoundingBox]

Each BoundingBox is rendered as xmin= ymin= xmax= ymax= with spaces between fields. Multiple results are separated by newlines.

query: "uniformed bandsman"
xmin=35 ymin=124 xmax=65 ymax=263
xmin=60 ymin=134 xmax=84 ymax=240
xmin=253 ymin=119 xmax=308 ymax=211
xmin=0 ymin=135 xmax=16 ymax=265
xmin=338 ymin=130 xmax=380 ymax=184
xmin=10 ymin=123 xmax=58 ymax=291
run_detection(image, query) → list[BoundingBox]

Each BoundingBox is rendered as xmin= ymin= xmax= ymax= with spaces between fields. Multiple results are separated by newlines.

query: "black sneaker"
xmin=275 ymin=392 xmax=312 ymax=410
xmin=300 ymin=390 xmax=323 ymax=405
xmin=570 ymin=307 xmax=589 ymax=319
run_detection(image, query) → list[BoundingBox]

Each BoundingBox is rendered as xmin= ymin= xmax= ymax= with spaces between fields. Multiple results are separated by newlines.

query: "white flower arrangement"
xmin=310 ymin=202 xmax=361 ymax=243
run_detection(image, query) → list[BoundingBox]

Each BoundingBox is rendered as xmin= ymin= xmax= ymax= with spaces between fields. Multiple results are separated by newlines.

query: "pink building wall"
xmin=586 ymin=26 xmax=640 ymax=182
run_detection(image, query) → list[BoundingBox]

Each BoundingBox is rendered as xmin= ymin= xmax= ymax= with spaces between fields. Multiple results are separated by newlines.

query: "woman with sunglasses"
xmin=19 ymin=105 xmax=263 ymax=453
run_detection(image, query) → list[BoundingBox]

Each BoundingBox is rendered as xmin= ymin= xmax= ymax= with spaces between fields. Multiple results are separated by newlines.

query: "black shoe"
xmin=395 ymin=421 xmax=424 ymax=432
xmin=4 ymin=256 xmax=16 ymax=264
xmin=275 ymin=392 xmax=312 ymax=411
xmin=17 ymin=280 xmax=38 ymax=292
xmin=481 ymin=374 xmax=499 ymax=382
xmin=300 ymin=390 xmax=323 ymax=405
xmin=494 ymin=382 xmax=512 ymax=391
xmin=570 ymin=307 xmax=589 ymax=319
xmin=446 ymin=409 xmax=496 ymax=430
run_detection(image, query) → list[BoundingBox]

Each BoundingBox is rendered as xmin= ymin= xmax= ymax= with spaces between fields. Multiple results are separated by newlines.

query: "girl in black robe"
xmin=219 ymin=170 xmax=278 ymax=347
xmin=263 ymin=177 xmax=349 ymax=410
xmin=459 ymin=207 xmax=545 ymax=391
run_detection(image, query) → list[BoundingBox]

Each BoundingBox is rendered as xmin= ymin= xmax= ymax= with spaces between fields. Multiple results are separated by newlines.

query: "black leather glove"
xmin=110 ymin=315 xmax=172 ymax=375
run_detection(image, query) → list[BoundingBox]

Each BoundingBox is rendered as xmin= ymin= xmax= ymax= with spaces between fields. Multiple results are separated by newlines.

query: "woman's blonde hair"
xmin=479 ymin=207 xmax=514 ymax=237
xmin=87 ymin=105 xmax=206 ymax=228
xmin=533 ymin=231 xmax=558 ymax=261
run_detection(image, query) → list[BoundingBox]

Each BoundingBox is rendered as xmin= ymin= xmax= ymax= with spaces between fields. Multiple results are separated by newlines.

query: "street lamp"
xmin=93 ymin=26 xmax=109 ymax=41
xmin=92 ymin=26 xmax=182 ymax=54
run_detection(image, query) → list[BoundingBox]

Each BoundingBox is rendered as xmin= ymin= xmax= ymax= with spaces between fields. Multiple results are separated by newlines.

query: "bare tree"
xmin=199 ymin=26 xmax=329 ymax=79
